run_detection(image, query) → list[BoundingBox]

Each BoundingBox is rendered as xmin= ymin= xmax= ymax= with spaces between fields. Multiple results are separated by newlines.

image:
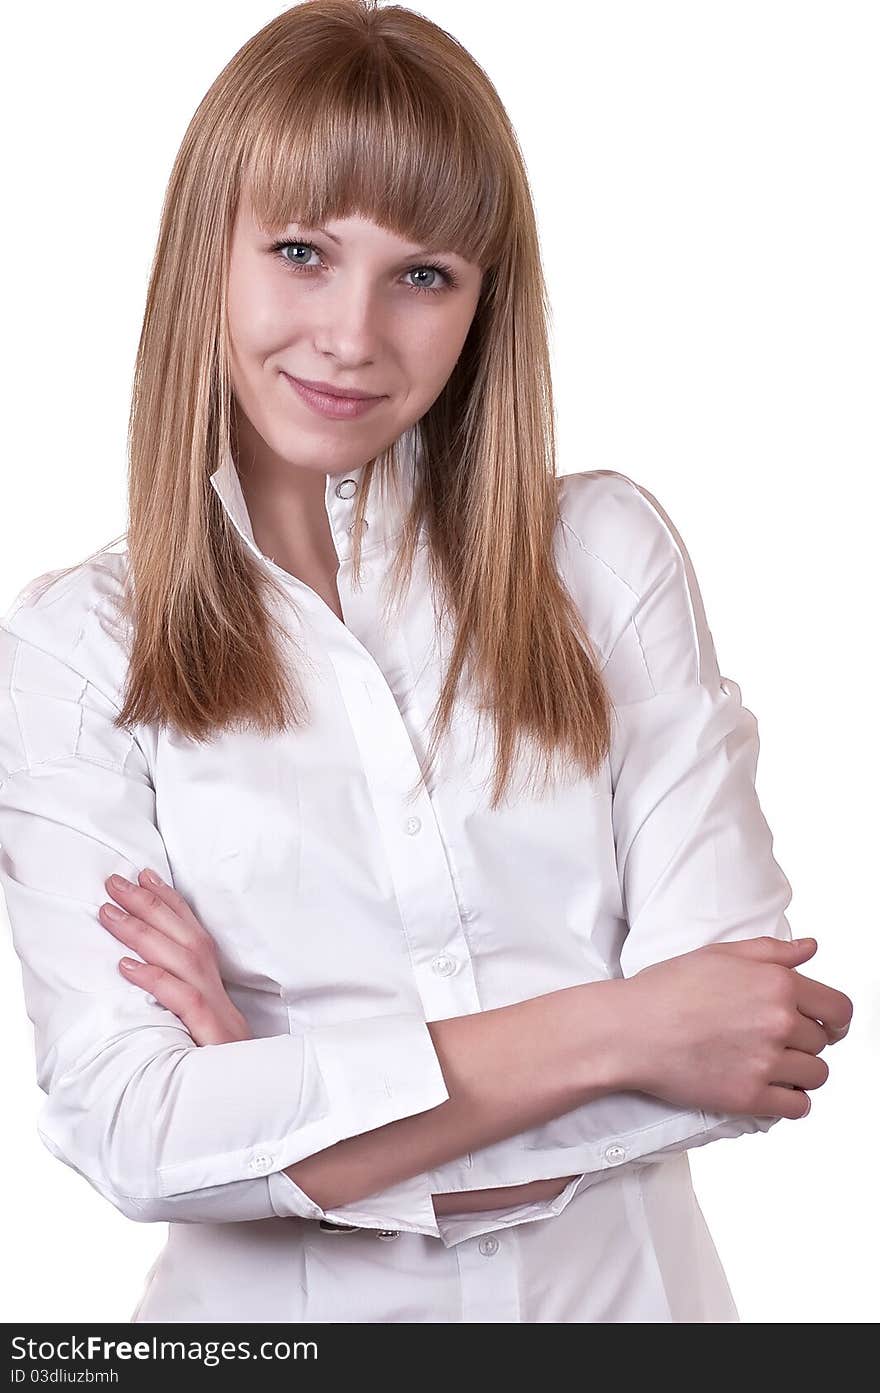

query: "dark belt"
xmin=319 ymin=1218 xmax=400 ymax=1241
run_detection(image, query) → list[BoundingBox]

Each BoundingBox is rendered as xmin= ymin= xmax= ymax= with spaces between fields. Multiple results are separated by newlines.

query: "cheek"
xmin=227 ymin=267 xmax=293 ymax=358
xmin=424 ymin=297 xmax=478 ymax=368
xmin=405 ymin=322 xmax=469 ymax=395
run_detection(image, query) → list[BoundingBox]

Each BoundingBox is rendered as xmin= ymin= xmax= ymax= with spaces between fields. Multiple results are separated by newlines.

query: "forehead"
xmin=236 ymin=150 xmax=492 ymax=268
xmin=237 ymin=193 xmax=471 ymax=261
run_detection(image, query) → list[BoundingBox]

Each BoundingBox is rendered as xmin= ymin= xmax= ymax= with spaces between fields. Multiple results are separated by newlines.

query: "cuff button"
xmin=604 ymin=1144 xmax=628 ymax=1165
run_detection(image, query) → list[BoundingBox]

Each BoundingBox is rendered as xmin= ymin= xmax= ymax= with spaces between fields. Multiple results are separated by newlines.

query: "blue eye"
xmin=273 ymin=241 xmax=319 ymax=270
xmin=268 ymin=239 xmax=458 ymax=296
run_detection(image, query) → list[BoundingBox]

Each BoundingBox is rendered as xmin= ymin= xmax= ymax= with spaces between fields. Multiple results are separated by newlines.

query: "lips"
xmin=282 ymin=372 xmax=385 ymax=421
xmin=286 ymin=375 xmax=383 ymax=401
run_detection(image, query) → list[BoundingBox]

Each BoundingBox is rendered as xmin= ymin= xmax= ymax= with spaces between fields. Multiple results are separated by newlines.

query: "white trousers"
xmin=131 ymin=1152 xmax=740 ymax=1323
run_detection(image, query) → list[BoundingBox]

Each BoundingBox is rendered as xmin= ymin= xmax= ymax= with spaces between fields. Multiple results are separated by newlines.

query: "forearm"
xmin=284 ymin=977 xmax=631 ymax=1212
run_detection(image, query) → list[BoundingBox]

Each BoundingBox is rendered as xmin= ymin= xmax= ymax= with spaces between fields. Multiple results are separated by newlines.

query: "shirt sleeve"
xmin=429 ymin=474 xmax=795 ymax=1202
xmin=0 ymin=623 xmax=450 ymax=1232
xmin=608 ymin=478 xmax=796 ymax=1140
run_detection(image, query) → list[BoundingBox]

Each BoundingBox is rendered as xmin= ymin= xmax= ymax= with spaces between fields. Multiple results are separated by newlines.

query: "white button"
xmin=376 ymin=1229 xmax=400 ymax=1241
xmin=431 ymin=954 xmax=458 ymax=977
xmin=335 ymin=478 xmax=358 ymax=499
xmin=604 ymin=1144 xmax=627 ymax=1165
xmin=249 ymin=1152 xmax=274 ymax=1172
xmin=405 ymin=816 xmax=421 ymax=835
xmin=478 ymin=1235 xmax=499 ymax=1256
xmin=460 ymin=905 xmax=477 ymax=922
xmin=347 ymin=518 xmax=370 ymax=535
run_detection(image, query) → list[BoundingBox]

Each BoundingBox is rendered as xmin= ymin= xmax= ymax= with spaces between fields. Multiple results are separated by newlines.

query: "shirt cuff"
xmin=428 ymin=1108 xmax=781 ymax=1248
xmin=307 ymin=1010 xmax=450 ymax=1144
xmin=267 ymin=1166 xmax=444 ymax=1238
xmin=266 ymin=1011 xmax=450 ymax=1236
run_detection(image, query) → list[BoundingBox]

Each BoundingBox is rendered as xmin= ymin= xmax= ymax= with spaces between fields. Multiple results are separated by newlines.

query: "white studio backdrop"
xmin=0 ymin=0 xmax=877 ymax=1324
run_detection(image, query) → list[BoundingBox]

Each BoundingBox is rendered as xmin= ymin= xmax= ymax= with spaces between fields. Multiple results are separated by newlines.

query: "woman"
xmin=0 ymin=0 xmax=851 ymax=1323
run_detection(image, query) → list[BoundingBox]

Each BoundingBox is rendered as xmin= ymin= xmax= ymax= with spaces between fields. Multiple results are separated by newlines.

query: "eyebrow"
xmin=285 ymin=223 xmax=455 ymax=259
xmin=303 ymin=225 xmax=341 ymax=245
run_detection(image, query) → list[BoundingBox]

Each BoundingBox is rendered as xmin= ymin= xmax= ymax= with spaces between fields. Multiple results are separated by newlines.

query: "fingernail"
xmin=142 ymin=868 xmax=163 ymax=886
xmin=793 ymin=938 xmax=814 ymax=946
xmin=103 ymin=904 xmax=125 ymax=920
xmin=109 ymin=874 xmax=131 ymax=889
xmin=120 ymin=957 xmax=139 ymax=971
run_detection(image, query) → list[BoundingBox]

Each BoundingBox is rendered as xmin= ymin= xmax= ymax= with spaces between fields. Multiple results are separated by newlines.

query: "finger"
xmin=789 ymin=1011 xmax=834 ymax=1055
xmin=717 ymin=936 xmax=817 ymax=963
xmin=789 ymin=971 xmax=854 ymax=1037
xmin=771 ymin=1047 xmax=829 ymax=1093
xmin=117 ymin=958 xmax=210 ymax=1036
xmin=136 ymin=868 xmax=208 ymax=939
xmin=99 ymin=902 xmax=206 ymax=985
xmin=104 ymin=874 xmax=201 ymax=951
xmin=757 ymin=1082 xmax=812 ymax=1120
xmin=119 ymin=959 xmax=249 ymax=1046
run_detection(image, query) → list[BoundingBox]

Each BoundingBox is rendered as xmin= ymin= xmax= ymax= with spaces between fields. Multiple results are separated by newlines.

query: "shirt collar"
xmin=208 ymin=427 xmax=421 ymax=574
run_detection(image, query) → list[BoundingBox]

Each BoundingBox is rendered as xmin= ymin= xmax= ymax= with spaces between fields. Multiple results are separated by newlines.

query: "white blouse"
xmin=0 ymin=436 xmax=793 ymax=1300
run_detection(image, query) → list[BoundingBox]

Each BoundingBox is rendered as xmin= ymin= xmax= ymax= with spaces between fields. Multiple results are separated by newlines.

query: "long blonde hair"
xmin=108 ymin=0 xmax=613 ymax=810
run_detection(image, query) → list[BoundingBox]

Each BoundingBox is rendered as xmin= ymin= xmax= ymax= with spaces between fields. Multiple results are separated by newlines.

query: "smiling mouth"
xmin=281 ymin=372 xmax=386 ymax=420
xmin=284 ymin=374 xmax=385 ymax=401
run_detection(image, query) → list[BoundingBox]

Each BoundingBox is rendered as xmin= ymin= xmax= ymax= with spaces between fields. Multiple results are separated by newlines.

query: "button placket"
xmin=341 ymin=687 xmax=479 ymax=1019
xmin=456 ymin=1230 xmax=521 ymax=1321
xmin=326 ymin=474 xmax=359 ymax=571
xmin=313 ymin=494 xmax=482 ymax=1024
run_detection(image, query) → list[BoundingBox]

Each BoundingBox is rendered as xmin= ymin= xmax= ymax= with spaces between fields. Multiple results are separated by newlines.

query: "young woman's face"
xmin=227 ymin=195 xmax=484 ymax=476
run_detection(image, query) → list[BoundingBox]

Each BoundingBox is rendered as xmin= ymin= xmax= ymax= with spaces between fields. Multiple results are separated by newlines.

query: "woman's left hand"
xmin=98 ymin=868 xmax=254 ymax=1045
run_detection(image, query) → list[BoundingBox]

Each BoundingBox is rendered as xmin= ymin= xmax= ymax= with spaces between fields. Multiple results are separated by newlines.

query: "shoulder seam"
xmin=0 ymin=743 xmax=142 ymax=788
xmin=3 ymin=632 xmax=30 ymax=771
xmin=559 ymin=517 xmax=641 ymax=600
xmin=560 ymin=471 xmax=709 ymax=687
xmin=614 ymin=477 xmax=702 ymax=682
xmin=0 ymin=624 xmax=128 ymax=718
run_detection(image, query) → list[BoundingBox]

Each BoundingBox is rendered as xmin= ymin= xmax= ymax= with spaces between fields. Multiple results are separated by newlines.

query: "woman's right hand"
xmin=619 ymin=936 xmax=853 ymax=1120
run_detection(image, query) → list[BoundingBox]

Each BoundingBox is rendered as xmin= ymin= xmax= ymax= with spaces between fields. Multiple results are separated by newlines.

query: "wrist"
xmin=584 ymin=977 xmax=644 ymax=1096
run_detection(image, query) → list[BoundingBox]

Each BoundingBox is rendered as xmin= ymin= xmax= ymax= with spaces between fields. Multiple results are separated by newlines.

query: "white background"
xmin=1 ymin=1 xmax=877 ymax=1323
